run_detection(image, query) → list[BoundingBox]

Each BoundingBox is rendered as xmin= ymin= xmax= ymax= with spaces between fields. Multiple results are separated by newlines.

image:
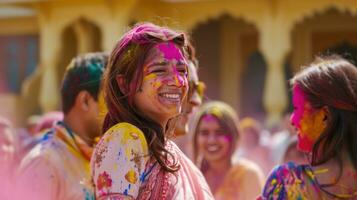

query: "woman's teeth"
xmin=207 ymin=145 xmax=220 ymax=152
xmin=159 ymin=93 xmax=181 ymax=103
xmin=161 ymin=93 xmax=180 ymax=99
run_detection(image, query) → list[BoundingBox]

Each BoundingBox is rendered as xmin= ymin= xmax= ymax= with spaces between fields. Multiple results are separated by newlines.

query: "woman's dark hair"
xmin=290 ymin=55 xmax=357 ymax=171
xmin=102 ymin=22 xmax=188 ymax=173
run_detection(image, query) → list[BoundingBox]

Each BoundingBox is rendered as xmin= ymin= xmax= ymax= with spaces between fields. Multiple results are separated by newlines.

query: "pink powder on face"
xmin=291 ymin=85 xmax=314 ymax=152
xmin=291 ymin=85 xmax=326 ymax=153
xmin=144 ymin=42 xmax=188 ymax=86
xmin=291 ymin=85 xmax=305 ymax=129
xmin=200 ymin=115 xmax=233 ymax=142
xmin=297 ymin=134 xmax=314 ymax=153
xmin=157 ymin=42 xmax=184 ymax=61
xmin=201 ymin=114 xmax=218 ymax=124
xmin=156 ymin=42 xmax=187 ymax=87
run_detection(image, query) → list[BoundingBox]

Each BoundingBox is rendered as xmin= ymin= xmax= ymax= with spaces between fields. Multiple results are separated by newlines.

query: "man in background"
xmin=16 ymin=52 xmax=108 ymax=200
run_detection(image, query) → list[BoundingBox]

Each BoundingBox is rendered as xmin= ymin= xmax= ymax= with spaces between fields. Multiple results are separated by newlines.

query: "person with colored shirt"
xmin=172 ymin=41 xmax=206 ymax=158
xmin=16 ymin=52 xmax=108 ymax=200
xmin=260 ymin=55 xmax=357 ymax=199
xmin=91 ymin=23 xmax=214 ymax=199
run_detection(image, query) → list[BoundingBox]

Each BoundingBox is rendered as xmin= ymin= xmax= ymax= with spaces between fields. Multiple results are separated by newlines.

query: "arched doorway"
xmin=57 ymin=18 xmax=102 ymax=87
xmin=191 ymin=14 xmax=264 ymax=119
xmin=291 ymin=7 xmax=357 ymax=72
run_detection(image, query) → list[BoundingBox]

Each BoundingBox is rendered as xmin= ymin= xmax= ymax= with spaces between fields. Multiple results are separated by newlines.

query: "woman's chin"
xmin=297 ymin=134 xmax=313 ymax=153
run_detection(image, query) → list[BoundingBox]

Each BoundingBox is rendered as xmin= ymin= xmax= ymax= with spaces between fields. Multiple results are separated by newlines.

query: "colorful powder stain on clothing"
xmin=83 ymin=188 xmax=95 ymax=200
xmin=97 ymin=171 xmax=113 ymax=191
xmin=92 ymin=122 xmax=215 ymax=199
xmin=262 ymin=162 xmax=357 ymax=199
xmin=261 ymin=162 xmax=316 ymax=199
xmin=125 ymin=169 xmax=138 ymax=184
xmin=114 ymin=123 xmax=147 ymax=151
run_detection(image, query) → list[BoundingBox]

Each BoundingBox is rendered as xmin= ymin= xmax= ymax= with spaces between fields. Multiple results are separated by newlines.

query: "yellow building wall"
xmin=1 ymin=0 xmax=357 ymax=127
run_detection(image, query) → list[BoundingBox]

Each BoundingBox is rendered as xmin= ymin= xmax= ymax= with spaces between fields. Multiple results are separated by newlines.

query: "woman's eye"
xmin=178 ymin=69 xmax=187 ymax=76
xmin=152 ymin=69 xmax=166 ymax=74
xmin=216 ymin=131 xmax=226 ymax=136
xmin=199 ymin=130 xmax=209 ymax=136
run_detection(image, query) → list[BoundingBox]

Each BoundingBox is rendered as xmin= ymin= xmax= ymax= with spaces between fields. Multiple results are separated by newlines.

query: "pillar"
xmin=38 ymin=8 xmax=61 ymax=112
xmin=259 ymin=17 xmax=290 ymax=128
xmin=219 ymin=17 xmax=241 ymax=113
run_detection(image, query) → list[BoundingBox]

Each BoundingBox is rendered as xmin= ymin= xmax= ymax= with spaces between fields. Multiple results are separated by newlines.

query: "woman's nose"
xmin=167 ymin=69 xmax=186 ymax=87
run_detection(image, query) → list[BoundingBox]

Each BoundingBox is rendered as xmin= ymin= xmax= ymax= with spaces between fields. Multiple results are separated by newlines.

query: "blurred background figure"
xmin=193 ymin=101 xmax=264 ymax=200
xmin=16 ymin=111 xmax=63 ymax=159
xmin=0 ymin=116 xmax=15 ymax=199
xmin=14 ymin=115 xmax=40 ymax=157
xmin=34 ymin=111 xmax=63 ymax=134
xmin=270 ymin=113 xmax=297 ymax=165
xmin=172 ymin=41 xmax=205 ymax=158
xmin=232 ymin=117 xmax=274 ymax=177
xmin=16 ymin=52 xmax=108 ymax=200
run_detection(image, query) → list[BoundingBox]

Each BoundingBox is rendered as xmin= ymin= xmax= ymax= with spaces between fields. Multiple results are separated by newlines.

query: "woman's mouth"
xmin=205 ymin=144 xmax=221 ymax=153
xmin=158 ymin=91 xmax=182 ymax=104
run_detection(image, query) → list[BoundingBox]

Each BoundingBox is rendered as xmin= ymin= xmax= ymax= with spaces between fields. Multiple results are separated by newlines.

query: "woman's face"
xmin=290 ymin=85 xmax=326 ymax=153
xmin=197 ymin=114 xmax=232 ymax=164
xmin=134 ymin=42 xmax=188 ymax=125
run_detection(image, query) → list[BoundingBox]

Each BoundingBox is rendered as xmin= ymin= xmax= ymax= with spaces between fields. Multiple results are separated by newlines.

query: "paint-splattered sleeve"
xmin=91 ymin=122 xmax=150 ymax=200
xmin=262 ymin=163 xmax=296 ymax=200
xmin=261 ymin=162 xmax=312 ymax=200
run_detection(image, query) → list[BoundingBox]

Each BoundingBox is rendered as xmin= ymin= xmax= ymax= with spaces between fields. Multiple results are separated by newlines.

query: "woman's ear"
xmin=322 ymin=106 xmax=330 ymax=122
xmin=116 ymin=74 xmax=128 ymax=94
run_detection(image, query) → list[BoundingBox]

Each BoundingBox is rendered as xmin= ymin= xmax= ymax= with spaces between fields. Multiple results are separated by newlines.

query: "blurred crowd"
xmin=0 ymin=22 xmax=356 ymax=200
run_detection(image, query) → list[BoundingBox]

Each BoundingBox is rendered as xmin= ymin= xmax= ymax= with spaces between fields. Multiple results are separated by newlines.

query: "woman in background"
xmin=192 ymin=101 xmax=264 ymax=200
xmin=260 ymin=55 xmax=357 ymax=199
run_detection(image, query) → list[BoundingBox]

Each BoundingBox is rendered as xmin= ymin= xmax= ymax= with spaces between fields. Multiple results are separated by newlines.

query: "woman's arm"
xmin=91 ymin=122 xmax=150 ymax=199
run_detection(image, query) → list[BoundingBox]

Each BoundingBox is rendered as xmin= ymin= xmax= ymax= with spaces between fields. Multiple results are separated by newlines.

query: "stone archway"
xmin=191 ymin=14 xmax=262 ymax=118
xmin=57 ymin=18 xmax=103 ymax=86
xmin=327 ymin=42 xmax=357 ymax=64
xmin=291 ymin=7 xmax=357 ymax=72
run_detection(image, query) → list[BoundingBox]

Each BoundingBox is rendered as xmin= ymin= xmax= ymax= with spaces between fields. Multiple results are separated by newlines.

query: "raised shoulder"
xmin=261 ymin=162 xmax=311 ymax=200
xmin=91 ymin=122 xmax=150 ymax=199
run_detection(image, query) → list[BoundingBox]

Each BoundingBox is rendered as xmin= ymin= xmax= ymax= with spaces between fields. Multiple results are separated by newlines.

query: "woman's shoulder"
xmin=261 ymin=162 xmax=312 ymax=199
xmin=268 ymin=162 xmax=309 ymax=179
xmin=91 ymin=122 xmax=150 ymax=199
xmin=231 ymin=158 xmax=264 ymax=177
xmin=98 ymin=122 xmax=148 ymax=147
xmin=92 ymin=122 xmax=150 ymax=170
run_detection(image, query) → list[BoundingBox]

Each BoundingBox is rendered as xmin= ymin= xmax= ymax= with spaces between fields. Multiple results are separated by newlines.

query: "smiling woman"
xmin=90 ymin=23 xmax=214 ymax=200
xmin=192 ymin=101 xmax=264 ymax=200
xmin=133 ymin=42 xmax=188 ymax=126
xmin=260 ymin=55 xmax=357 ymax=199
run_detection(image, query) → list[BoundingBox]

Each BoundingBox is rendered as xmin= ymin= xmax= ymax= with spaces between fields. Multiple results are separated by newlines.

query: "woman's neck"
xmin=311 ymin=154 xmax=357 ymax=197
xmin=204 ymin=159 xmax=232 ymax=194
xmin=207 ymin=159 xmax=231 ymax=174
